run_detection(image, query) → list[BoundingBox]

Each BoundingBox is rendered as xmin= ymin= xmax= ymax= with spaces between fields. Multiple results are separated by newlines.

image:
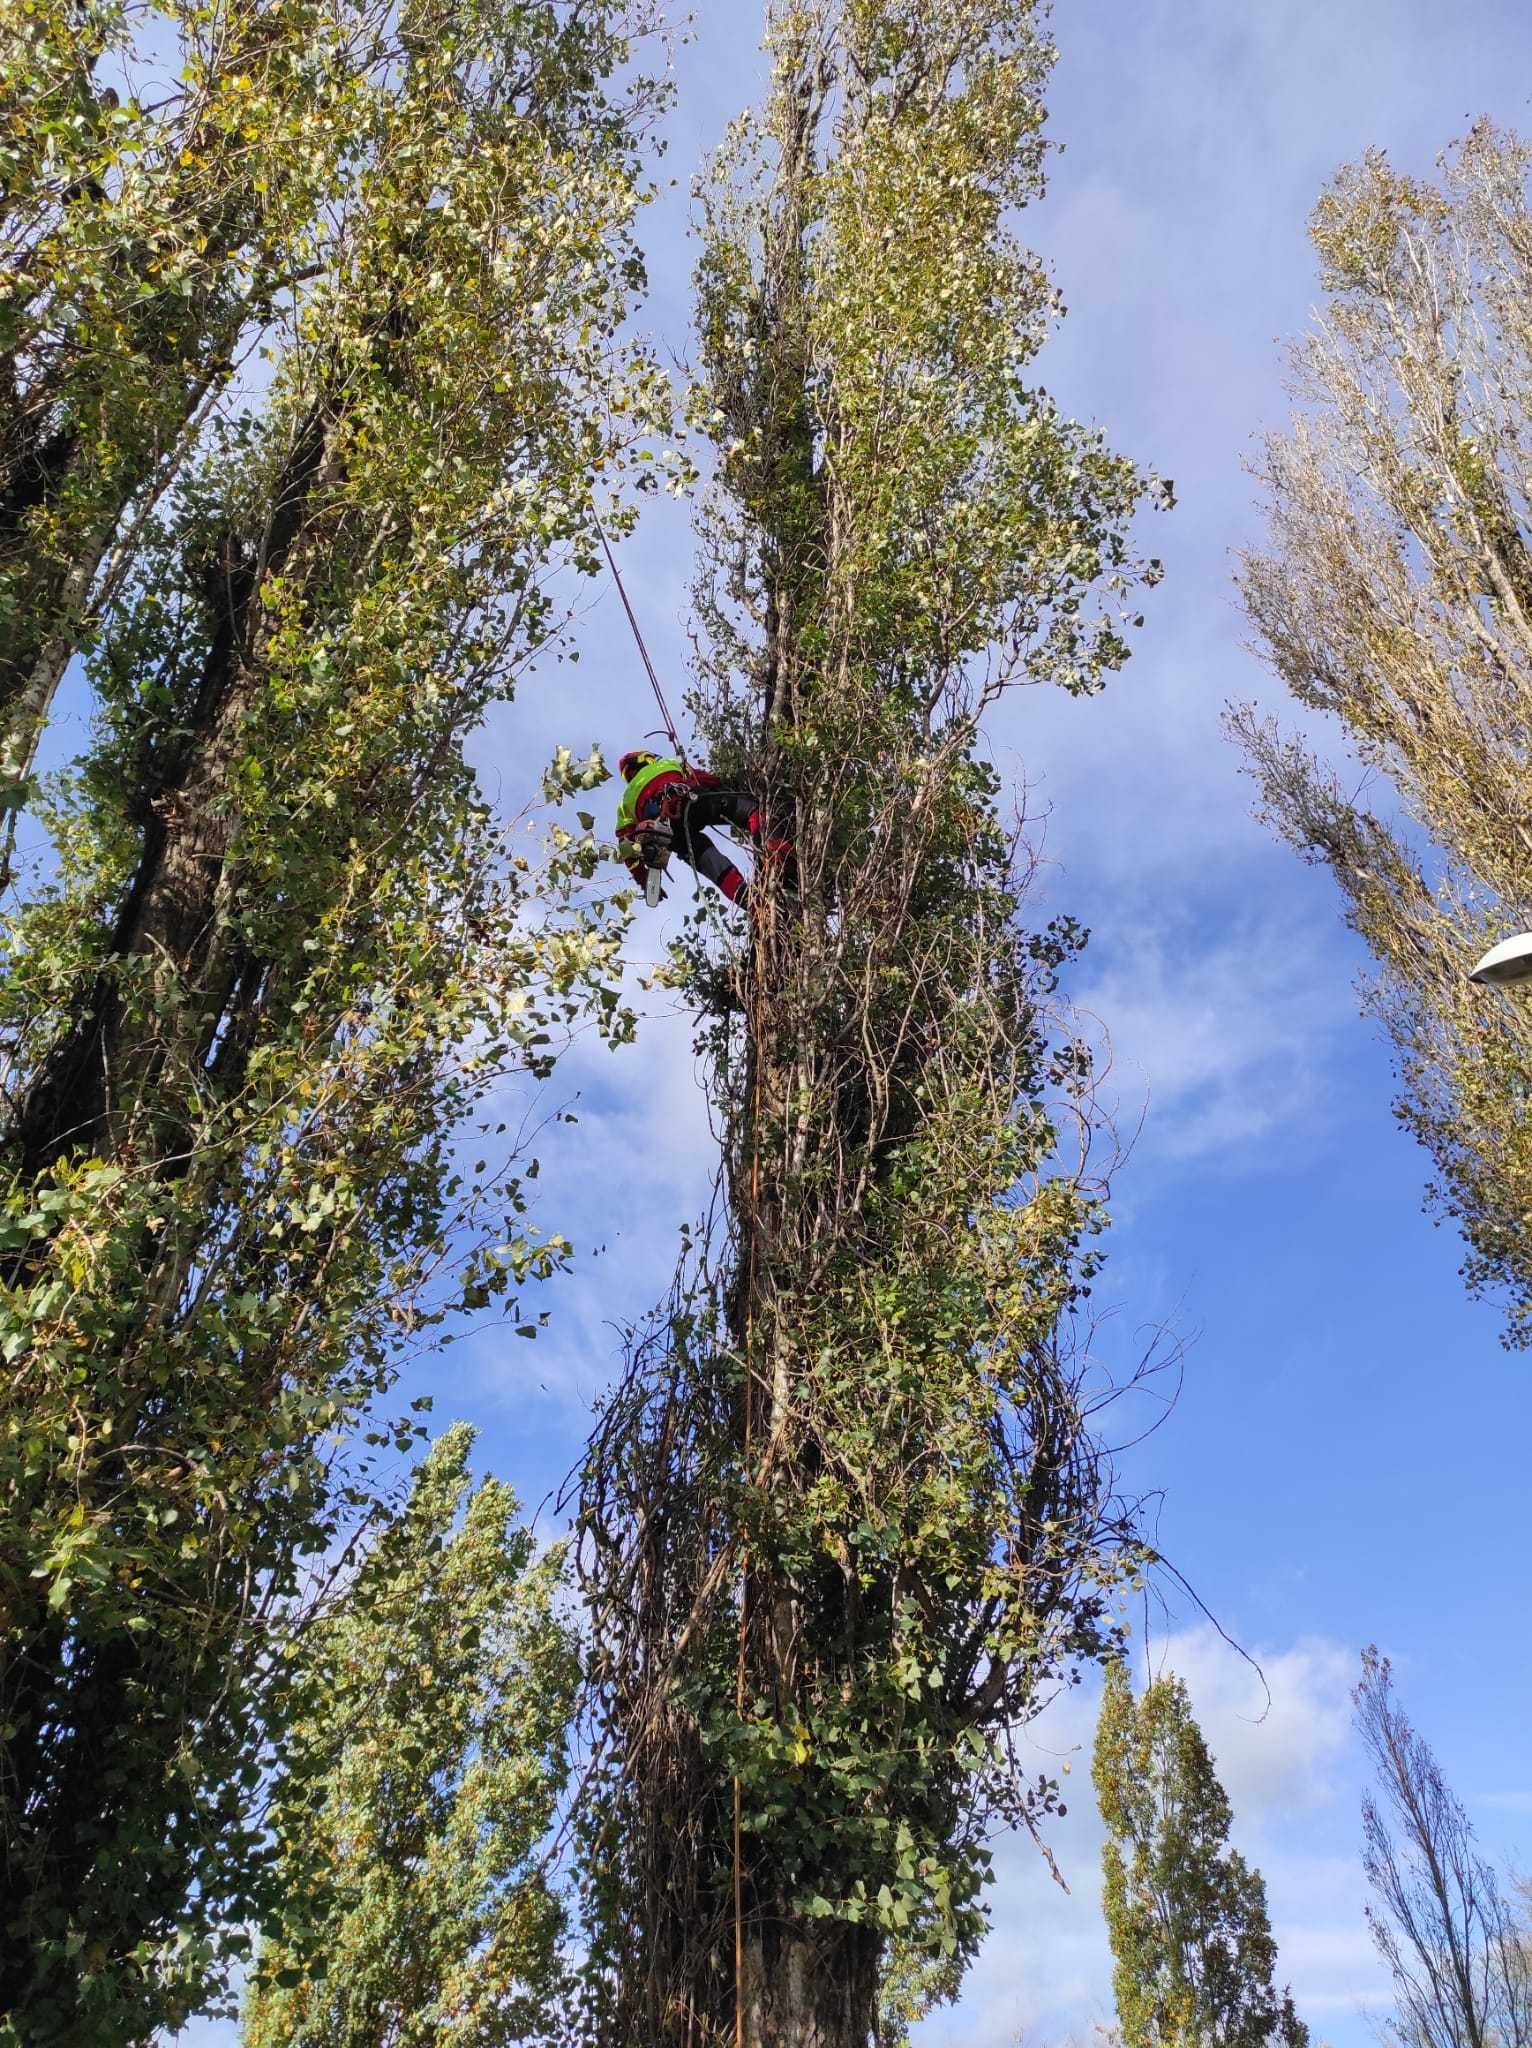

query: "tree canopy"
xmin=1355 ymin=1648 xmax=1532 ymax=2048
xmin=243 ymin=1425 xmax=578 ymax=2048
xmin=1234 ymin=122 xmax=1532 ymax=1343
xmin=0 ymin=0 xmax=669 ymax=2034
xmin=1094 ymin=1661 xmax=1308 ymax=2048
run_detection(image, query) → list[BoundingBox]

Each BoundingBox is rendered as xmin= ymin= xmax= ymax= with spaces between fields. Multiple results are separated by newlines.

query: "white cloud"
xmin=922 ymin=1629 xmax=1376 ymax=2048
xmin=1478 ymin=1790 xmax=1532 ymax=1816
xmin=1068 ymin=911 xmax=1355 ymax=1171
xmin=1140 ymin=1625 xmax=1354 ymax=1819
xmin=1279 ymin=1900 xmax=1390 ymax=2020
xmin=448 ymin=937 xmax=722 ymax=1425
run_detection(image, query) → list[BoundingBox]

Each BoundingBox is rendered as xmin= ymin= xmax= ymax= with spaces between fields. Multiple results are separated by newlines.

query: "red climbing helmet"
xmin=618 ymin=747 xmax=657 ymax=783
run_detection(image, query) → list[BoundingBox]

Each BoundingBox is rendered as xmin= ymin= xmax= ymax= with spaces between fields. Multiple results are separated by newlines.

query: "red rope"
xmin=592 ymin=507 xmax=687 ymax=767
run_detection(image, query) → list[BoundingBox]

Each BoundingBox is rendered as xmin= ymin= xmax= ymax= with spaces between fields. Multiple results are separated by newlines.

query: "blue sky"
xmin=173 ymin=3 xmax=1532 ymax=2043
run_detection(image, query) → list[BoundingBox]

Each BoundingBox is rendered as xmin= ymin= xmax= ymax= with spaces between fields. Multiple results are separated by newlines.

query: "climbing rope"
xmin=591 ymin=504 xmax=688 ymax=768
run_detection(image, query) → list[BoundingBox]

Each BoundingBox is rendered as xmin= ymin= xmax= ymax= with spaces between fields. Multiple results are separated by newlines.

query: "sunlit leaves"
xmin=0 ymin=0 xmax=668 ymax=2034
xmin=1233 ymin=122 xmax=1532 ymax=1344
xmin=242 ymin=1426 xmax=578 ymax=2048
xmin=1094 ymin=1664 xmax=1308 ymax=2048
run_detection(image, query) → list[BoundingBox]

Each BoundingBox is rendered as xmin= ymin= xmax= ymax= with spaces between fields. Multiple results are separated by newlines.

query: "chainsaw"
xmin=639 ymin=817 xmax=674 ymax=907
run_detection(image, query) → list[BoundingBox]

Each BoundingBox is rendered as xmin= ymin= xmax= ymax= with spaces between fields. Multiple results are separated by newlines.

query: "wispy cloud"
xmin=1070 ymin=912 xmax=1356 ymax=1171
xmin=1476 ymin=1789 xmax=1532 ymax=1818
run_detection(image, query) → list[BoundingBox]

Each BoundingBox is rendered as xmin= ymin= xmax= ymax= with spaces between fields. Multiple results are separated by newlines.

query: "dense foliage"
xmin=1 ymin=0 xmax=380 ymax=821
xmin=0 ymin=1 xmax=669 ymax=2036
xmin=243 ymin=1425 xmax=578 ymax=2048
xmin=1094 ymin=1662 xmax=1308 ymax=2048
xmin=577 ymin=4 xmax=1166 ymax=2041
xmin=1233 ymin=122 xmax=1532 ymax=1343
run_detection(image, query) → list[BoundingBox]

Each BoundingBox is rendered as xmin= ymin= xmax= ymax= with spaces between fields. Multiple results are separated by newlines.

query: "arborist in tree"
xmin=615 ymin=748 xmax=792 ymax=910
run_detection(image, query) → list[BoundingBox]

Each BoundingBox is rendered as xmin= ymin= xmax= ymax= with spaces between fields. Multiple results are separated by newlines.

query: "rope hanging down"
xmin=591 ymin=505 xmax=687 ymax=766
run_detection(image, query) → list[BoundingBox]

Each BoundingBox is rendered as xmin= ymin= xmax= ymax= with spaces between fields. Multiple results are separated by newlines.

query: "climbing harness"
xmin=595 ymin=512 xmax=777 ymax=916
xmin=591 ymin=505 xmax=687 ymax=769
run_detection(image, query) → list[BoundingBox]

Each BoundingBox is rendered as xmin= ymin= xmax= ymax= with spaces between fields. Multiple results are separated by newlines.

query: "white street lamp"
xmin=1467 ymin=933 xmax=1532 ymax=986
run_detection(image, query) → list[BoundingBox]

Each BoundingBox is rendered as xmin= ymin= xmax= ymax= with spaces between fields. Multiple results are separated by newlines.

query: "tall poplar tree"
xmin=1232 ymin=123 xmax=1532 ymax=1343
xmin=242 ymin=1426 xmax=578 ymax=2048
xmin=578 ymin=5 xmax=1166 ymax=2043
xmin=1093 ymin=1663 xmax=1308 ymax=2048
xmin=0 ymin=2 xmax=670 ymax=2036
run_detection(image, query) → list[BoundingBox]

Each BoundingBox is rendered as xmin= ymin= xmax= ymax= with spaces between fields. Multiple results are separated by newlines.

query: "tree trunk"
xmin=7 ymin=398 xmax=332 ymax=1176
xmin=740 ymin=1922 xmax=880 ymax=2048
